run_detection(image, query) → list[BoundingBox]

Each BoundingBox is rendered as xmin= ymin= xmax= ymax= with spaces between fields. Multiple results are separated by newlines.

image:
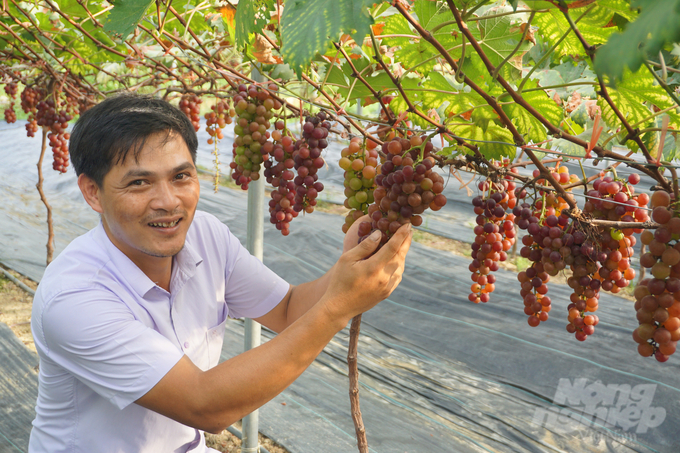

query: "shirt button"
xmin=184 ymin=341 xmax=189 ymax=349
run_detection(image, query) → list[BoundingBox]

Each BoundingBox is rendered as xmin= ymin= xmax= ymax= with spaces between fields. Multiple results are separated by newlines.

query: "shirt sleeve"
xmin=221 ymin=226 xmax=290 ymax=320
xmin=39 ymin=287 xmax=184 ymax=410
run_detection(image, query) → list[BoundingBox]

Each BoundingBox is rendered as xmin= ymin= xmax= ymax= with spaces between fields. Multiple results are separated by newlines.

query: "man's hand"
xmin=136 ymin=221 xmax=411 ymax=434
xmin=324 ymin=222 xmax=412 ymax=324
xmin=342 ymin=214 xmax=370 ymax=253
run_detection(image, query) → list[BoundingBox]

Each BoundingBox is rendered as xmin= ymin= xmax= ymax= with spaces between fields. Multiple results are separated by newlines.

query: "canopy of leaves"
xmin=0 ymin=0 xmax=678 ymax=166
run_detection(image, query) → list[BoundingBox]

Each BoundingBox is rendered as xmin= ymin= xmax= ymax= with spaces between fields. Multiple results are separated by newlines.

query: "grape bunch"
xmin=584 ymin=173 xmax=647 ymax=293
xmin=264 ymin=127 xmax=298 ymax=236
xmin=469 ymin=172 xmax=519 ymax=304
xmin=358 ymin=135 xmax=446 ymax=245
xmin=205 ymin=100 xmax=234 ymax=145
xmin=339 ymin=137 xmax=378 ymax=233
xmin=20 ymin=85 xmax=42 ymax=137
xmin=634 ymin=189 xmax=680 ymax=362
xmin=36 ymin=98 xmax=72 ymax=173
xmin=179 ymin=94 xmax=202 ymax=132
xmin=4 ymin=82 xmax=17 ymax=124
xmin=291 ymin=112 xmax=328 ymax=215
xmin=229 ymin=83 xmax=281 ymax=189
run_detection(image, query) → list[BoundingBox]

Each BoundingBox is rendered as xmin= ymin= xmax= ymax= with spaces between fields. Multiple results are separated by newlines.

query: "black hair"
xmin=69 ymin=93 xmax=198 ymax=187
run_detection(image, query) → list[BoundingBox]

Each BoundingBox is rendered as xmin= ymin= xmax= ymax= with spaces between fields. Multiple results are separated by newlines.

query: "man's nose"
xmin=150 ymin=180 xmax=180 ymax=211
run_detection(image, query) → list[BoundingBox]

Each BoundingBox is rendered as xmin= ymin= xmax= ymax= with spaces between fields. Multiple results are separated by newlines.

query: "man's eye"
xmin=130 ymin=180 xmax=144 ymax=186
xmin=175 ymin=173 xmax=189 ymax=180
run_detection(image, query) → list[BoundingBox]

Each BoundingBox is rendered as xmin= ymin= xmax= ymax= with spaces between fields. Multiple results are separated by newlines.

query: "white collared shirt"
xmin=29 ymin=210 xmax=289 ymax=453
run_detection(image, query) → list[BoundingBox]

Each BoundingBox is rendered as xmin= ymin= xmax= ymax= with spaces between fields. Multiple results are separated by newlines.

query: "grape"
xmin=358 ymin=136 xmax=444 ymax=248
xmin=468 ymin=162 xmax=518 ymax=304
xmin=341 ymin=137 xmax=377 ymax=233
xmin=228 ymin=83 xmax=280 ymax=190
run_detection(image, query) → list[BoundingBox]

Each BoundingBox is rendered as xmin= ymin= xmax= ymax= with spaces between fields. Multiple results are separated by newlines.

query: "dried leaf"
xmin=253 ymin=34 xmax=278 ymax=65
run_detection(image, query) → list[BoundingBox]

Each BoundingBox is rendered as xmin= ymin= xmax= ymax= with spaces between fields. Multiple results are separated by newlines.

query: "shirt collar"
xmin=93 ymin=222 xmax=203 ymax=298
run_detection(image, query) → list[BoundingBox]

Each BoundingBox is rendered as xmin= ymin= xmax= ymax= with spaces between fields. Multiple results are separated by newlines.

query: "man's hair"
xmin=69 ymin=93 xmax=198 ymax=187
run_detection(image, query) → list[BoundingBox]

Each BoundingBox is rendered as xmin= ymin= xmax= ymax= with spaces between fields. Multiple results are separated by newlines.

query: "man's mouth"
xmin=148 ymin=219 xmax=180 ymax=228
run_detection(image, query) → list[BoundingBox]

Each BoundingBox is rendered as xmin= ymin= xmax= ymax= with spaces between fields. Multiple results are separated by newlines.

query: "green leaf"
xmin=664 ymin=132 xmax=680 ymax=162
xmin=597 ymin=67 xmax=677 ymax=134
xmin=452 ymin=123 xmax=516 ymax=161
xmin=394 ymin=43 xmax=438 ymax=74
xmin=235 ymin=0 xmax=274 ymax=49
xmin=381 ymin=13 xmax=411 ymax=47
xmin=420 ymin=72 xmax=458 ymax=108
xmin=595 ymin=0 xmax=680 ymax=82
xmin=280 ymin=0 xmax=377 ymax=78
xmin=476 ymin=7 xmax=533 ymax=71
xmin=597 ymin=0 xmax=639 ymax=22
xmin=533 ymin=9 xmax=614 ymax=60
xmin=103 ymin=0 xmax=154 ymax=40
xmin=503 ymin=80 xmax=563 ymax=143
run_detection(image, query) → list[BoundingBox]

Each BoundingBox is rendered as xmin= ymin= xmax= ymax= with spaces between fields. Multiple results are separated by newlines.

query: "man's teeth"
xmin=149 ymin=220 xmax=179 ymax=227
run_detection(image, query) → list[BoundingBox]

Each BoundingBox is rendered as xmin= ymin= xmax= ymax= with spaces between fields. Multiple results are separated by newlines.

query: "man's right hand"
xmin=323 ymin=222 xmax=412 ymax=325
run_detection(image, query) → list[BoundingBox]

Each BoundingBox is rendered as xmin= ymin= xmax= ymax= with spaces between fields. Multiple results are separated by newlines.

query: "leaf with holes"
xmin=235 ymin=0 xmax=273 ymax=49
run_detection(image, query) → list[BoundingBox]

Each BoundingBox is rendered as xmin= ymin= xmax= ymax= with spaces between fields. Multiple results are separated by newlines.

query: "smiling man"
xmin=28 ymin=94 xmax=412 ymax=452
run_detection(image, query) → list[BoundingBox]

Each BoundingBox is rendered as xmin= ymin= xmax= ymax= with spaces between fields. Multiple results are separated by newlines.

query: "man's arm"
xmin=254 ymin=215 xmax=370 ymax=333
xmin=135 ymin=222 xmax=411 ymax=434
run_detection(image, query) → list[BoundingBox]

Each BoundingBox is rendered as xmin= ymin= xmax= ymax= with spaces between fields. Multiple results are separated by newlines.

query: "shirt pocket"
xmin=206 ymin=316 xmax=228 ymax=369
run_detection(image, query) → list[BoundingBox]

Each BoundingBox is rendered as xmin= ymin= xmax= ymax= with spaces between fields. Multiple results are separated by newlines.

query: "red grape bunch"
xmin=205 ymin=100 xmax=234 ymax=145
xmin=179 ymin=94 xmax=202 ymax=132
xmin=36 ymin=98 xmax=72 ymax=173
xmin=20 ymin=85 xmax=43 ymax=137
xmin=290 ymin=112 xmax=329 ymax=215
xmin=357 ymin=135 xmax=447 ymax=245
xmin=229 ymin=83 xmax=281 ymax=190
xmin=4 ymin=82 xmax=17 ymax=124
xmin=469 ymin=170 xmax=519 ymax=304
xmin=264 ymin=124 xmax=298 ymax=236
xmin=585 ymin=173 xmax=647 ymax=293
xmin=633 ymin=189 xmax=680 ymax=362
xmin=339 ymin=137 xmax=378 ymax=233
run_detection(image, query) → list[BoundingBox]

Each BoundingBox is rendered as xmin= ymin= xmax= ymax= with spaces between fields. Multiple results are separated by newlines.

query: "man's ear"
xmin=78 ymin=174 xmax=104 ymax=214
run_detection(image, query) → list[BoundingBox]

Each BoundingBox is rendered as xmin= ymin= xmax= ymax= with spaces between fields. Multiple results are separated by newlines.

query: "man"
xmin=29 ymin=94 xmax=411 ymax=452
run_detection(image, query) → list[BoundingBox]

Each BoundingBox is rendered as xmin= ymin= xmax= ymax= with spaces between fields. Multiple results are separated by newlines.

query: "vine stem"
xmin=36 ymin=127 xmax=54 ymax=264
xmin=348 ymin=314 xmax=368 ymax=453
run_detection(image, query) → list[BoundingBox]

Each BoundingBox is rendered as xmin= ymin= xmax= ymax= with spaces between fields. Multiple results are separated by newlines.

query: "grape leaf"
xmin=533 ymin=9 xmax=614 ymax=60
xmin=395 ymin=43 xmax=438 ymax=74
xmin=597 ymin=0 xmax=639 ymax=22
xmin=280 ymin=0 xmax=377 ymax=78
xmin=503 ymin=80 xmax=563 ymax=143
xmin=235 ymin=0 xmax=273 ymax=49
xmin=453 ymin=123 xmax=516 ymax=161
xmin=380 ymin=14 xmax=411 ymax=47
xmin=595 ymin=0 xmax=680 ymax=82
xmin=476 ymin=7 xmax=533 ymax=70
xmin=103 ymin=0 xmax=154 ymax=40
xmin=597 ymin=67 xmax=680 ymax=136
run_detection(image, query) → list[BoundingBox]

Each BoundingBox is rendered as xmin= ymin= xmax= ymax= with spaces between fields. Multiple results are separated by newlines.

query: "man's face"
xmin=83 ymin=132 xmax=200 ymax=267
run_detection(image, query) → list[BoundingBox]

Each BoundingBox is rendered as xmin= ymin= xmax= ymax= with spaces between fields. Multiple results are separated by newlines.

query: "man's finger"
xmin=343 ymin=215 xmax=370 ymax=253
xmin=344 ymin=229 xmax=382 ymax=261
xmin=371 ymin=223 xmax=412 ymax=263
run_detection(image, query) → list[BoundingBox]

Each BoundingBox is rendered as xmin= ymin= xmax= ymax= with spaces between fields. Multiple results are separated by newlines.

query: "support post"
xmin=242 ymin=68 xmax=265 ymax=453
